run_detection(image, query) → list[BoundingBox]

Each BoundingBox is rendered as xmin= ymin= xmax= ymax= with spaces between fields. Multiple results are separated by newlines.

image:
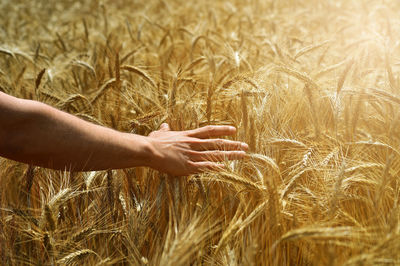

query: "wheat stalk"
xmin=121 ymin=65 xmax=157 ymax=88
xmin=57 ymin=249 xmax=97 ymax=264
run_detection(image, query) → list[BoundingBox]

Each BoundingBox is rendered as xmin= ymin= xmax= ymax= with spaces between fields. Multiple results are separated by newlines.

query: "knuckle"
xmin=216 ymin=139 xmax=225 ymax=146
xmin=199 ymin=162 xmax=211 ymax=168
xmin=204 ymin=163 xmax=213 ymax=169
xmin=233 ymin=140 xmax=241 ymax=146
xmin=187 ymin=161 xmax=196 ymax=168
xmin=205 ymin=125 xmax=215 ymax=132
xmin=186 ymin=150 xmax=200 ymax=158
xmin=189 ymin=139 xmax=202 ymax=145
xmin=232 ymin=151 xmax=242 ymax=156
xmin=210 ymin=151 xmax=224 ymax=160
xmin=216 ymin=151 xmax=225 ymax=156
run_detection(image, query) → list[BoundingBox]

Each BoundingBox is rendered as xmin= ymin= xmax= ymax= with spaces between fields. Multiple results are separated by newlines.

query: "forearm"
xmin=0 ymin=92 xmax=248 ymax=175
xmin=0 ymin=96 xmax=154 ymax=171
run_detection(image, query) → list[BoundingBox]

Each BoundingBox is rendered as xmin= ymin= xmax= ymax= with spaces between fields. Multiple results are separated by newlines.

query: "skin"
xmin=0 ymin=92 xmax=248 ymax=176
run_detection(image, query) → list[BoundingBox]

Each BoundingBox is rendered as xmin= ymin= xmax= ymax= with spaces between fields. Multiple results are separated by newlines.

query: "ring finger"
xmin=189 ymin=150 xmax=247 ymax=162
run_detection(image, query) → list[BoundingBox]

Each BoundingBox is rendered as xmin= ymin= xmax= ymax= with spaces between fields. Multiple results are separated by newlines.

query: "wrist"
xmin=138 ymin=135 xmax=162 ymax=169
xmin=118 ymin=133 xmax=153 ymax=169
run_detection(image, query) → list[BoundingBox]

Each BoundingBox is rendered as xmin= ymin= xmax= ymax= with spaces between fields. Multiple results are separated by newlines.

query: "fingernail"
xmin=241 ymin=143 xmax=249 ymax=150
xmin=229 ymin=126 xmax=236 ymax=133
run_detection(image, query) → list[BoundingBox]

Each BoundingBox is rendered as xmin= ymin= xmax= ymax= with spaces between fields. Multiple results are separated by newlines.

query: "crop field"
xmin=1 ymin=0 xmax=400 ymax=265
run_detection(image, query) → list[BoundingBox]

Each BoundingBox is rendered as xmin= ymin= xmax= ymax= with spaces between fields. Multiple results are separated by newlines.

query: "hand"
xmin=146 ymin=123 xmax=248 ymax=176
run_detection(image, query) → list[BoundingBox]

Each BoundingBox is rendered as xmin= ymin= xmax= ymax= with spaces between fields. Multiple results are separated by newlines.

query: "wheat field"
xmin=1 ymin=0 xmax=400 ymax=265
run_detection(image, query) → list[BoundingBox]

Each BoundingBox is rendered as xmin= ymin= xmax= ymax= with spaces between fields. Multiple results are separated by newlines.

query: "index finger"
xmin=186 ymin=125 xmax=237 ymax=139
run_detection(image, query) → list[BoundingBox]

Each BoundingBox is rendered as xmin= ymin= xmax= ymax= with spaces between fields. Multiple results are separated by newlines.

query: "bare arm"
xmin=0 ymin=92 xmax=248 ymax=175
xmin=0 ymin=92 xmax=154 ymax=171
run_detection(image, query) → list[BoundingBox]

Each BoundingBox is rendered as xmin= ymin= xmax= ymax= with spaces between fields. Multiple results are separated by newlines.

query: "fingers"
xmin=191 ymin=139 xmax=248 ymax=151
xmin=187 ymin=125 xmax=236 ymax=139
xmin=159 ymin=123 xmax=170 ymax=131
xmin=148 ymin=123 xmax=171 ymax=137
xmin=189 ymin=161 xmax=225 ymax=172
xmin=189 ymin=150 xmax=247 ymax=162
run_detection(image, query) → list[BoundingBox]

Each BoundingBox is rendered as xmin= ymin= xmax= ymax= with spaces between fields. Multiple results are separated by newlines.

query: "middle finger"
xmin=191 ymin=139 xmax=249 ymax=151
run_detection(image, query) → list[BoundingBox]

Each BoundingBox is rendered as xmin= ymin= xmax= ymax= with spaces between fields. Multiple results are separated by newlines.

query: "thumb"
xmin=159 ymin=123 xmax=171 ymax=131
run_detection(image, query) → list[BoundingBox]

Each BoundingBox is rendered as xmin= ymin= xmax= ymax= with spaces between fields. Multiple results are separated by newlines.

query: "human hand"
xmin=146 ymin=123 xmax=248 ymax=176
